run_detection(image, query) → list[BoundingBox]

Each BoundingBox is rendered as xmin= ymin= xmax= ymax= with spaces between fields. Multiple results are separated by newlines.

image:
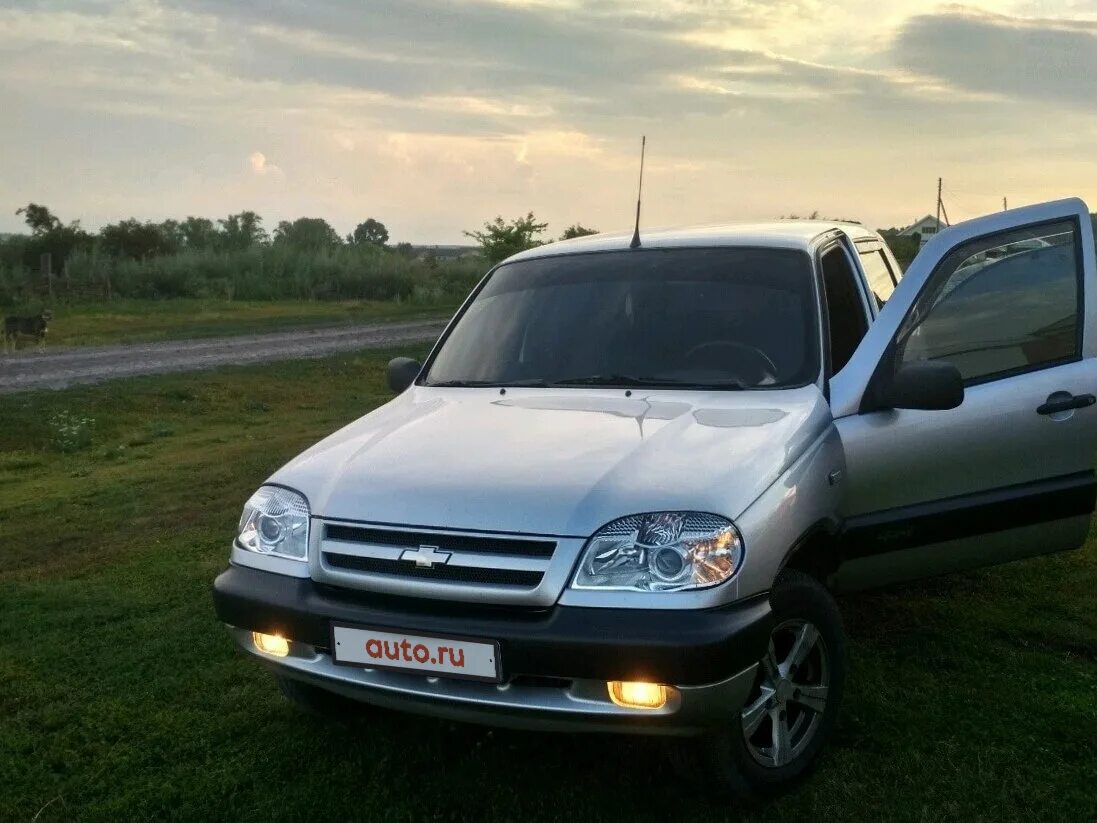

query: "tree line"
xmin=0 ymin=205 xmax=473 ymax=304
xmin=8 ymin=200 xmax=1084 ymax=305
xmin=0 ymin=205 xmax=600 ymax=304
xmin=4 ymin=204 xmax=404 ymax=269
xmin=2 ymin=204 xmax=600 ymax=274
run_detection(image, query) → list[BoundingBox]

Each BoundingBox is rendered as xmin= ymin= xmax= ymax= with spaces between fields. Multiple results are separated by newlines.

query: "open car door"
xmin=829 ymin=198 xmax=1097 ymax=589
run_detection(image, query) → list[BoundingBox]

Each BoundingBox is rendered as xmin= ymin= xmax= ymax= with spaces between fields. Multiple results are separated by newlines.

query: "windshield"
xmin=423 ymin=247 xmax=819 ymax=390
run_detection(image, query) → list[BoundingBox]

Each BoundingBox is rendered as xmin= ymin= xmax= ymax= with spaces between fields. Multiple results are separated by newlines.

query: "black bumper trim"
xmin=212 ymin=565 xmax=773 ymax=686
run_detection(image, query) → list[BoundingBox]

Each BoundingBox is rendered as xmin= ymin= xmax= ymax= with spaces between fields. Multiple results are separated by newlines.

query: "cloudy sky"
xmin=2 ymin=0 xmax=1096 ymax=242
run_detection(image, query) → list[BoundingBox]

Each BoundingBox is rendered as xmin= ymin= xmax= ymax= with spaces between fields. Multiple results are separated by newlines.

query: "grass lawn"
xmin=12 ymin=298 xmax=460 ymax=348
xmin=1 ymin=352 xmax=1094 ymax=821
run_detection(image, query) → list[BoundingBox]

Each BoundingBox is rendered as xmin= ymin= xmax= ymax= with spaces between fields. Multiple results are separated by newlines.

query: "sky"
xmin=2 ymin=0 xmax=1097 ymax=243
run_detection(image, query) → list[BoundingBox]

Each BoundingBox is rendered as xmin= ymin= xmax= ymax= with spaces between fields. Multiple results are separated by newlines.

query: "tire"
xmin=273 ymin=673 xmax=367 ymax=719
xmin=674 ymin=570 xmax=848 ymax=800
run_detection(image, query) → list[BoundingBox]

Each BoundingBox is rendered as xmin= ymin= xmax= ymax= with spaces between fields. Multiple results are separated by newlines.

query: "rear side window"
xmin=896 ymin=220 xmax=1082 ymax=384
xmin=859 ymin=250 xmax=896 ymax=307
xmin=821 ymin=247 xmax=869 ymax=375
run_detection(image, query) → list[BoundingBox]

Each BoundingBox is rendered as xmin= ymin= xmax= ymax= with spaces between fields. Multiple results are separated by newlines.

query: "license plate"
xmin=330 ymin=622 xmax=501 ymax=683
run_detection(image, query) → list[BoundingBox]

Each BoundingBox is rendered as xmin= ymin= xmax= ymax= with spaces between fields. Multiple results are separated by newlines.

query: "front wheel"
xmin=676 ymin=570 xmax=847 ymax=799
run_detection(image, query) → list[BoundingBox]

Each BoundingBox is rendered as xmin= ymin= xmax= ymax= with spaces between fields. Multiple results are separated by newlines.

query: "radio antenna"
xmin=629 ymin=135 xmax=646 ymax=249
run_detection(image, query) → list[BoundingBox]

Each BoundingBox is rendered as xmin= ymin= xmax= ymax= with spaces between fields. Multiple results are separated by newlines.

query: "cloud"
xmin=248 ymin=151 xmax=283 ymax=178
xmin=2 ymin=0 xmax=1097 ymax=240
xmin=221 ymin=1 xmax=730 ymax=111
xmin=0 ymin=0 xmax=980 ymax=137
xmin=890 ymin=8 xmax=1097 ymax=105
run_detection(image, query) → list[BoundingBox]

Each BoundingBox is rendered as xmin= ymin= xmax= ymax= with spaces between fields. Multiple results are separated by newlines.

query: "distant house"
xmin=899 ymin=215 xmax=945 ymax=248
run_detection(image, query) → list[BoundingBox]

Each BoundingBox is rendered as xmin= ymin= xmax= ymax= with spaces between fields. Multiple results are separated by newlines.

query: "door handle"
xmin=1037 ymin=392 xmax=1096 ymax=415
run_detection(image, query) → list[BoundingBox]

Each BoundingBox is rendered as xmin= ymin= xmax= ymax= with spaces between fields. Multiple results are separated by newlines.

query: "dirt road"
xmin=0 ymin=319 xmax=446 ymax=394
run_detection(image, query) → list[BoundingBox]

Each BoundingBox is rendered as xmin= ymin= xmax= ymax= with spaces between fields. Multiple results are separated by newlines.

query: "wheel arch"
xmin=777 ymin=519 xmax=843 ymax=585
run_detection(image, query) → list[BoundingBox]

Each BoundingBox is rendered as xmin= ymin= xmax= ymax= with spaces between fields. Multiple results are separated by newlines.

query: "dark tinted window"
xmin=897 ymin=220 xmax=1081 ymax=383
xmin=821 ymin=247 xmax=869 ymax=375
xmin=859 ymin=249 xmax=896 ymax=306
xmin=424 ymin=248 xmax=819 ymax=389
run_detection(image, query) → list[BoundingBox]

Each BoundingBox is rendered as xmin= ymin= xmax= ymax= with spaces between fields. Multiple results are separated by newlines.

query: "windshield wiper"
xmin=423 ymin=379 xmax=502 ymax=388
xmin=549 ymin=374 xmax=747 ymax=389
xmin=551 ymin=374 xmax=677 ymax=387
xmin=427 ymin=375 xmax=748 ymax=389
xmin=424 ymin=378 xmax=554 ymax=388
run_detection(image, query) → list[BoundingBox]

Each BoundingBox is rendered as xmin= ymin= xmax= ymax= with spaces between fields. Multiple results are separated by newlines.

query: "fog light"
xmin=607 ymin=680 xmax=667 ymax=709
xmin=252 ymin=631 xmax=289 ymax=657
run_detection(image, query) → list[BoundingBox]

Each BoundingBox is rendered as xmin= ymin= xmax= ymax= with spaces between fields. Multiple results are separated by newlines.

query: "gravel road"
xmin=0 ymin=319 xmax=447 ymax=394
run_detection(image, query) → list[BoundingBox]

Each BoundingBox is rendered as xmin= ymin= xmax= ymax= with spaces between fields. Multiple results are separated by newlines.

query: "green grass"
xmin=1 ymin=354 xmax=1094 ymax=821
xmin=14 ymin=298 xmax=460 ymax=349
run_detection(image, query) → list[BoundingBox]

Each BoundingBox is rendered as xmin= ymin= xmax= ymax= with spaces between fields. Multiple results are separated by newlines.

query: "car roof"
xmin=506 ymin=220 xmax=877 ymax=263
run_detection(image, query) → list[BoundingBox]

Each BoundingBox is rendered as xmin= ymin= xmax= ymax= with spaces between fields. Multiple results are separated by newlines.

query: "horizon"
xmin=2 ymin=1 xmax=1096 ymax=243
xmin=0 ymin=207 xmax=943 ymax=246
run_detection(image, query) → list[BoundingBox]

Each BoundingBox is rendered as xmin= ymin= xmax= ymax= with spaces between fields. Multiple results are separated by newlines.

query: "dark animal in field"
xmin=2 ymin=309 xmax=53 ymax=352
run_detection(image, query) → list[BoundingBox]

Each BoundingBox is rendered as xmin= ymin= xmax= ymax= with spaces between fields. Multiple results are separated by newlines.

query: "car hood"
xmin=268 ymin=385 xmax=833 ymax=537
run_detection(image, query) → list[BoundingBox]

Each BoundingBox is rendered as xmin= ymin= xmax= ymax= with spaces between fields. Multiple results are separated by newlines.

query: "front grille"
xmin=325 ymin=554 xmax=544 ymax=587
xmin=324 ymin=524 xmax=555 ymax=558
xmin=319 ymin=522 xmax=558 ymax=593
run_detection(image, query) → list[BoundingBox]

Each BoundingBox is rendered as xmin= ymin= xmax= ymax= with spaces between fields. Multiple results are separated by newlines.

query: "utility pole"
xmin=936 ymin=177 xmax=942 ymax=231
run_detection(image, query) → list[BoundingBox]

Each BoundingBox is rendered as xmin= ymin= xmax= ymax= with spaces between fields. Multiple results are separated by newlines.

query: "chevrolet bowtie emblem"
xmin=400 ymin=545 xmax=451 ymax=568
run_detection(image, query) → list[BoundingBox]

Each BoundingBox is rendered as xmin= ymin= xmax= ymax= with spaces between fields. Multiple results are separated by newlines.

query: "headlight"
xmin=571 ymin=512 xmax=743 ymax=592
xmin=237 ymin=486 xmax=310 ymax=561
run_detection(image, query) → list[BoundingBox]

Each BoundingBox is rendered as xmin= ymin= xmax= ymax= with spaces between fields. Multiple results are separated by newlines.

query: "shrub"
xmin=47 ymin=412 xmax=95 ymax=453
xmin=0 ymin=242 xmax=487 ymax=306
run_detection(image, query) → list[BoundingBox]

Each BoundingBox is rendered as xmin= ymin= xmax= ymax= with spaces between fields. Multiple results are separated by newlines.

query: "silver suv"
xmin=214 ymin=198 xmax=1097 ymax=797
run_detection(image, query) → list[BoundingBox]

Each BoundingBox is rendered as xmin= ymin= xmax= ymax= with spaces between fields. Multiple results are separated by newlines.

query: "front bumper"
xmin=214 ymin=565 xmax=773 ymax=735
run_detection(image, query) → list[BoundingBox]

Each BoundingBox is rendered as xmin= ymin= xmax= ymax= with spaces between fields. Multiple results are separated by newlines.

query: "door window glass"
xmin=821 ymin=247 xmax=869 ymax=375
xmin=896 ymin=220 xmax=1081 ymax=383
xmin=859 ymin=249 xmax=896 ymax=307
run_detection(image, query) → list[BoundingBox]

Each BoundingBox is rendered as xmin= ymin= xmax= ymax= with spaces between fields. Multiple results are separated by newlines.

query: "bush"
xmin=47 ymin=411 xmax=95 ymax=453
xmin=0 ymin=243 xmax=486 ymax=305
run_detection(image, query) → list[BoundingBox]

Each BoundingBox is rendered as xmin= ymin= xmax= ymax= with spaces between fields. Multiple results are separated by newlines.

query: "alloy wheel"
xmin=740 ymin=618 xmax=830 ymax=768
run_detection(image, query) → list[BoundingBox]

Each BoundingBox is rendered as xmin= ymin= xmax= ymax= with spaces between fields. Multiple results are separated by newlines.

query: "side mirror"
xmin=387 ymin=357 xmax=422 ymax=394
xmin=880 ymin=361 xmax=964 ymax=411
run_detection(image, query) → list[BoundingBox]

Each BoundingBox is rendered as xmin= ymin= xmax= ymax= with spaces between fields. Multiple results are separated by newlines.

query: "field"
xmin=6 ymin=298 xmax=460 ymax=348
xmin=1 ymin=351 xmax=1094 ymax=821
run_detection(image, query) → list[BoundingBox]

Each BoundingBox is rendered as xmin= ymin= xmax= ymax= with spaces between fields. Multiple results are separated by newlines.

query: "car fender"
xmin=732 ymin=424 xmax=847 ymax=599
